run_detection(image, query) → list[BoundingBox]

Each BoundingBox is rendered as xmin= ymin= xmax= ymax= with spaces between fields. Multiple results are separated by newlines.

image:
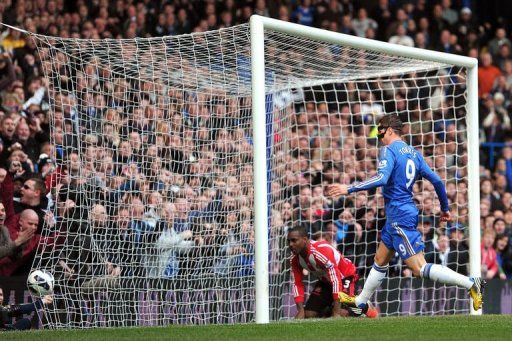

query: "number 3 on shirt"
xmin=405 ymin=159 xmax=416 ymax=189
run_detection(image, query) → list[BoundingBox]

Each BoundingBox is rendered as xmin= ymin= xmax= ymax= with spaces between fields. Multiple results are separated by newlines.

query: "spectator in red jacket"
xmin=0 ymin=167 xmax=17 ymax=230
xmin=0 ymin=209 xmax=39 ymax=276
xmin=481 ymin=229 xmax=499 ymax=279
xmin=478 ymin=52 xmax=502 ymax=98
xmin=0 ymin=202 xmax=35 ymax=260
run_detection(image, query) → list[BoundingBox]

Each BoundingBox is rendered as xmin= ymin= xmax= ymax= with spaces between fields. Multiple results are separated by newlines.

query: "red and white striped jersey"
xmin=291 ymin=240 xmax=356 ymax=304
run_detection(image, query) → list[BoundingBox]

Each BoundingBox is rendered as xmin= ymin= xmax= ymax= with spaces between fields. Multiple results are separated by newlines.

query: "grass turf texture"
xmin=2 ymin=315 xmax=511 ymax=340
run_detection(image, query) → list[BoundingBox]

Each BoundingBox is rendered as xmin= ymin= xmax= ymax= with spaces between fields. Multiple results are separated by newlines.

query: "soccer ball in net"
xmin=27 ymin=269 xmax=54 ymax=296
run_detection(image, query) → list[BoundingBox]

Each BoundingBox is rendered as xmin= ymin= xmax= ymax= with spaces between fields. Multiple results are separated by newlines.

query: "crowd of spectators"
xmin=0 ymin=0 xmax=512 ymax=325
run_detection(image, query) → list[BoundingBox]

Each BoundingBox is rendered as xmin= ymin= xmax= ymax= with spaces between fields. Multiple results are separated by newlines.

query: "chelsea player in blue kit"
xmin=326 ymin=114 xmax=484 ymax=312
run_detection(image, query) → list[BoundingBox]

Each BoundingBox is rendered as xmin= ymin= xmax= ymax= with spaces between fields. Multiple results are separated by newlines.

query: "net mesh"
xmin=26 ymin=23 xmax=471 ymax=328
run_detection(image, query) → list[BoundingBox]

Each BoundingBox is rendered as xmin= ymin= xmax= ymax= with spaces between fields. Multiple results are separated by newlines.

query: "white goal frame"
xmin=250 ymin=15 xmax=481 ymax=323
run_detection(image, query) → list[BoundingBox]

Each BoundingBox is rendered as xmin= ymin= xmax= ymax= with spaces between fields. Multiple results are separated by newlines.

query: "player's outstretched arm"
xmin=326 ymin=170 xmax=392 ymax=197
xmin=440 ymin=210 xmax=452 ymax=222
xmin=325 ymin=183 xmax=349 ymax=197
xmin=326 ymin=147 xmax=395 ymax=198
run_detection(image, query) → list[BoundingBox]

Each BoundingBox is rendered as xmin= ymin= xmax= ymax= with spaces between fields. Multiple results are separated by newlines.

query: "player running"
xmin=287 ymin=225 xmax=377 ymax=319
xmin=326 ymin=114 xmax=484 ymax=313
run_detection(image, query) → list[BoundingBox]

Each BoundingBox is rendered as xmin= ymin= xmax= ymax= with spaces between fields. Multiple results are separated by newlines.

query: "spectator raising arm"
xmin=0 ymin=288 xmax=53 ymax=331
xmin=0 ymin=218 xmax=35 ymax=260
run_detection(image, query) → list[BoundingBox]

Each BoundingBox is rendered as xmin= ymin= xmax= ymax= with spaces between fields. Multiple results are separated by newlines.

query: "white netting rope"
xmin=22 ymin=24 xmax=470 ymax=327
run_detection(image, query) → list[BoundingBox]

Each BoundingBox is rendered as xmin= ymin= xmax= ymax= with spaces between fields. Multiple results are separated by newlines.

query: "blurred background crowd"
xmin=0 ymin=0 xmax=512 ymax=322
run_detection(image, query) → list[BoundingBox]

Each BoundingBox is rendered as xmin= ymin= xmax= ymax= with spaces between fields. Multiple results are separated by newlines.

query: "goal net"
xmin=22 ymin=17 xmax=478 ymax=328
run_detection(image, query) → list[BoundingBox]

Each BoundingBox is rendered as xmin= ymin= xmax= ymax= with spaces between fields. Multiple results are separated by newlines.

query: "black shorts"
xmin=304 ymin=276 xmax=357 ymax=315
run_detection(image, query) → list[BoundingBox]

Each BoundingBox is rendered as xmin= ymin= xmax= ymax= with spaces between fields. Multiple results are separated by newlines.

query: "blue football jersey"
xmin=348 ymin=140 xmax=449 ymax=225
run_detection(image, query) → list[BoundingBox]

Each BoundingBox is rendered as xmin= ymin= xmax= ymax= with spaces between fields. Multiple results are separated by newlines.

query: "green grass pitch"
xmin=2 ymin=315 xmax=512 ymax=340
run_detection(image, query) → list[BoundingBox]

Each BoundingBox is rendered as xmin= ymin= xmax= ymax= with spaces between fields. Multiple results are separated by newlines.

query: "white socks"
xmin=355 ymin=263 xmax=388 ymax=307
xmin=420 ymin=263 xmax=474 ymax=289
xmin=354 ymin=262 xmax=474 ymax=308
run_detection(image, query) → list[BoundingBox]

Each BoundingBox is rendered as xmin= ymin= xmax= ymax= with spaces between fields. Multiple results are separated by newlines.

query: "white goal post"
xmin=250 ymin=15 xmax=481 ymax=322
